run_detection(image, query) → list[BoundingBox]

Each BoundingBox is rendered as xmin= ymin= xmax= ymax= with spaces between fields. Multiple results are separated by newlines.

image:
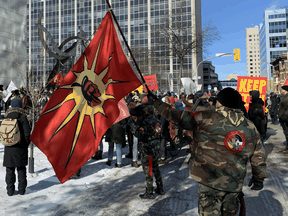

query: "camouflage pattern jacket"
xmin=278 ymin=93 xmax=288 ymax=122
xmin=129 ymin=114 xmax=162 ymax=155
xmin=153 ymin=99 xmax=267 ymax=192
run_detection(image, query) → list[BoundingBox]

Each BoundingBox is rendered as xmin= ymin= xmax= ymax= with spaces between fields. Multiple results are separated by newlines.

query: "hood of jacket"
xmin=216 ymin=106 xmax=245 ymax=127
xmin=4 ymin=107 xmax=27 ymax=118
xmin=250 ymin=90 xmax=260 ymax=100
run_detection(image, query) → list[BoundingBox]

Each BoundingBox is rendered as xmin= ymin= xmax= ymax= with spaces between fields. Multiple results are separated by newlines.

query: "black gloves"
xmin=248 ymin=177 xmax=264 ymax=190
xmin=147 ymin=89 xmax=158 ymax=105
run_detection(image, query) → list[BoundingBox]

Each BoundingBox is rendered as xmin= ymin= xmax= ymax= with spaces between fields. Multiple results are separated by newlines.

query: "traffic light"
xmin=233 ymin=49 xmax=240 ymax=61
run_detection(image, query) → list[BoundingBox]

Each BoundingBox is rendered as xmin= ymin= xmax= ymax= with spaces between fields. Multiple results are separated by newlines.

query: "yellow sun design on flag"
xmin=42 ymin=39 xmax=121 ymax=168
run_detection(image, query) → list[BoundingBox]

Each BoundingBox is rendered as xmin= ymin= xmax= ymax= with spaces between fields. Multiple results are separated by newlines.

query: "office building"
xmin=202 ymin=61 xmax=218 ymax=92
xmin=271 ymin=52 xmax=287 ymax=93
xmin=246 ymin=26 xmax=261 ymax=77
xmin=259 ymin=7 xmax=288 ymax=90
xmin=27 ymin=0 xmax=203 ymax=92
xmin=218 ymin=78 xmax=238 ymax=90
xmin=0 ymin=1 xmax=27 ymax=88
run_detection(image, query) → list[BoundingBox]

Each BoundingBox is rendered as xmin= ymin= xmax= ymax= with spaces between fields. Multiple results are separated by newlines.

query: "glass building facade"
xmin=259 ymin=8 xmax=288 ymax=87
xmin=0 ymin=1 xmax=27 ymax=88
xmin=27 ymin=0 xmax=201 ymax=92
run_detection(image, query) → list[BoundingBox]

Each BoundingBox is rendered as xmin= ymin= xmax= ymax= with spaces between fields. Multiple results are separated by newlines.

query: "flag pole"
xmin=105 ymin=0 xmax=150 ymax=91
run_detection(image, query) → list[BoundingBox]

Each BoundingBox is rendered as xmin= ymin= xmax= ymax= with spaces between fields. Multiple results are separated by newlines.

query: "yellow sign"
xmin=233 ymin=49 xmax=240 ymax=61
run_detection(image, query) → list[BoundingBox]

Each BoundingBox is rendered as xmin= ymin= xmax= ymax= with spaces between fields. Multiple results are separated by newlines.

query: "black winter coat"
xmin=278 ymin=93 xmax=288 ymax=122
xmin=248 ymin=98 xmax=266 ymax=135
xmin=3 ymin=108 xmax=31 ymax=167
xmin=105 ymin=118 xmax=128 ymax=143
xmin=270 ymin=95 xmax=279 ymax=116
xmin=160 ymin=116 xmax=170 ymax=139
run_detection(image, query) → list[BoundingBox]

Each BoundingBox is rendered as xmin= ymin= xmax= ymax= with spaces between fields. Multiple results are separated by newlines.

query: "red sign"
xmin=236 ymin=76 xmax=267 ymax=112
xmin=144 ymin=75 xmax=158 ymax=91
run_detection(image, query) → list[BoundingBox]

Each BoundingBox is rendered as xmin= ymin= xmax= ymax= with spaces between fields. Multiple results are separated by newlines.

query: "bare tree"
xmin=155 ymin=0 xmax=222 ymax=94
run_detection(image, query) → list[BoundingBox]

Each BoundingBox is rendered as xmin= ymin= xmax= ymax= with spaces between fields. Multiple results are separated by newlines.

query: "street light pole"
xmin=195 ymin=53 xmax=232 ymax=87
xmin=261 ymin=60 xmax=274 ymax=91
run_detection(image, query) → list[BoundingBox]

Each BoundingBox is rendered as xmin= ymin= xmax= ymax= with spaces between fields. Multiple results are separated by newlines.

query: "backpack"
xmin=0 ymin=118 xmax=21 ymax=146
xmin=138 ymin=115 xmax=163 ymax=142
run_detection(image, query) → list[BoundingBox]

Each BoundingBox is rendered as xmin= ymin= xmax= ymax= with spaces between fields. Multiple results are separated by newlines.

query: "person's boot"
xmin=97 ymin=151 xmax=103 ymax=159
xmin=6 ymin=167 xmax=15 ymax=196
xmin=106 ymin=160 xmax=112 ymax=166
xmin=139 ymin=188 xmax=154 ymax=199
xmin=125 ymin=152 xmax=133 ymax=159
xmin=70 ymin=169 xmax=81 ymax=179
xmin=92 ymin=151 xmax=99 ymax=160
xmin=159 ymin=159 xmax=167 ymax=165
xmin=154 ymin=187 xmax=165 ymax=195
xmin=17 ymin=167 xmax=27 ymax=195
xmin=115 ymin=163 xmax=122 ymax=168
xmin=131 ymin=161 xmax=138 ymax=168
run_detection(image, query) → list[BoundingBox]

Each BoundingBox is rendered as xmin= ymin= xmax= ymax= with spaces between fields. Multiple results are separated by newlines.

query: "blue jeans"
xmin=98 ymin=140 xmax=103 ymax=151
xmin=133 ymin=137 xmax=138 ymax=162
xmin=108 ymin=142 xmax=122 ymax=165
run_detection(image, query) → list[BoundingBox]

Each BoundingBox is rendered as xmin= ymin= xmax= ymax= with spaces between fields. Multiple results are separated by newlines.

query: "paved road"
xmin=48 ymin=120 xmax=288 ymax=216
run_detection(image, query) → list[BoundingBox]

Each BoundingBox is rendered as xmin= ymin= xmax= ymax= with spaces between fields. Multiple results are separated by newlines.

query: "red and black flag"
xmin=30 ymin=12 xmax=142 ymax=183
xmin=50 ymin=72 xmax=63 ymax=86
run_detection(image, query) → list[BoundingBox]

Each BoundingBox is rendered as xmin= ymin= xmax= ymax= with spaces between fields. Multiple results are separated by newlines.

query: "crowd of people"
xmin=2 ymin=81 xmax=288 ymax=215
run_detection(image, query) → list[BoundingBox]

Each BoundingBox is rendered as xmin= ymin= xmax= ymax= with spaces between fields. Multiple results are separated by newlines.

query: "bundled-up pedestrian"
xmin=248 ymin=90 xmax=267 ymax=142
xmin=129 ymin=103 xmax=164 ymax=199
xmin=2 ymin=98 xmax=31 ymax=196
xmin=270 ymin=92 xmax=279 ymax=124
xmin=105 ymin=118 xmax=128 ymax=167
xmin=278 ymin=80 xmax=288 ymax=149
xmin=148 ymin=87 xmax=267 ymax=215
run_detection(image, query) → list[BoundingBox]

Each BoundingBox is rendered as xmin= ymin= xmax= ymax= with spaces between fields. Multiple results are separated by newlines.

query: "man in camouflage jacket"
xmin=148 ymin=87 xmax=267 ymax=215
xmin=128 ymin=103 xmax=164 ymax=199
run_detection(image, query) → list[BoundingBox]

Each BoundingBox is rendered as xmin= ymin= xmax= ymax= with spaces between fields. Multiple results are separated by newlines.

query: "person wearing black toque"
xmin=2 ymin=98 xmax=31 ymax=196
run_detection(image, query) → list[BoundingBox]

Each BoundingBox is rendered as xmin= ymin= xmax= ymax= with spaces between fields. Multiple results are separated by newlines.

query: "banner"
xmin=50 ymin=72 xmax=63 ymax=86
xmin=144 ymin=75 xmax=158 ymax=91
xmin=4 ymin=81 xmax=18 ymax=103
xmin=236 ymin=76 xmax=267 ymax=112
xmin=180 ymin=77 xmax=197 ymax=95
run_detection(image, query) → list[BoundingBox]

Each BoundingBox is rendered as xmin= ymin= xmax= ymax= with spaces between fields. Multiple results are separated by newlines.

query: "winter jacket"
xmin=3 ymin=108 xmax=31 ymax=167
xmin=248 ymin=91 xmax=266 ymax=135
xmin=278 ymin=93 xmax=288 ymax=122
xmin=159 ymin=116 xmax=170 ymax=139
xmin=269 ymin=93 xmax=279 ymax=116
xmin=153 ymin=99 xmax=267 ymax=192
xmin=105 ymin=118 xmax=127 ymax=143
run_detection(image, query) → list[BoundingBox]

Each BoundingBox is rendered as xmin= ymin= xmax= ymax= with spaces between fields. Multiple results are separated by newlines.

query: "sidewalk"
xmin=0 ymin=121 xmax=288 ymax=215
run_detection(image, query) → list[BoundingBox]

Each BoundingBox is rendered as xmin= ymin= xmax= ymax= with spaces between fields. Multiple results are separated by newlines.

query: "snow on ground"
xmin=0 ymin=140 xmax=138 ymax=216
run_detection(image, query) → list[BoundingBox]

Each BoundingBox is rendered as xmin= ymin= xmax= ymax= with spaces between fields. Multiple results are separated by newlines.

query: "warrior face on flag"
xmin=30 ymin=11 xmax=142 ymax=183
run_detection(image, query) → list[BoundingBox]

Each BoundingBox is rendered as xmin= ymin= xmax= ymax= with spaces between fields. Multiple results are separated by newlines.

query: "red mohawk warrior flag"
xmin=50 ymin=72 xmax=63 ymax=86
xmin=30 ymin=12 xmax=143 ymax=183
